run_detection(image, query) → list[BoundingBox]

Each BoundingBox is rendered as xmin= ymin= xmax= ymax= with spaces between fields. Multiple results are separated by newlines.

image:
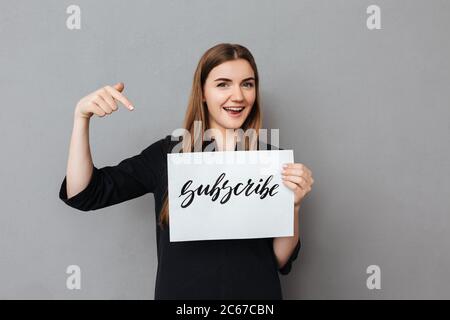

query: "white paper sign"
xmin=167 ymin=149 xmax=294 ymax=242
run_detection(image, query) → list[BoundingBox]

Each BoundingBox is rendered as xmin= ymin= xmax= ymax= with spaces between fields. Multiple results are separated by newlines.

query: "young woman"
xmin=59 ymin=43 xmax=314 ymax=299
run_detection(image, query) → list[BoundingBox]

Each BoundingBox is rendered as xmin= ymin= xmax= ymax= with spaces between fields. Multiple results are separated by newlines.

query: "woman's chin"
xmin=222 ymin=120 xmax=245 ymax=130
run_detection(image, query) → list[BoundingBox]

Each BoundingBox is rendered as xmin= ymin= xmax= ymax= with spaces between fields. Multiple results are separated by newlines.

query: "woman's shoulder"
xmin=163 ymin=134 xmax=184 ymax=153
xmin=142 ymin=134 xmax=182 ymax=155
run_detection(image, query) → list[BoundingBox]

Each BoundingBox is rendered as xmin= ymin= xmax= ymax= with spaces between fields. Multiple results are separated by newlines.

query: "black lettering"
xmin=177 ymin=173 xmax=280 ymax=208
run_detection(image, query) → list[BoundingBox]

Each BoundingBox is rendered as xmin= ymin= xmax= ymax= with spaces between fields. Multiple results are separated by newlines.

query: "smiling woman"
xmin=178 ymin=172 xmax=280 ymax=208
xmin=59 ymin=43 xmax=304 ymax=300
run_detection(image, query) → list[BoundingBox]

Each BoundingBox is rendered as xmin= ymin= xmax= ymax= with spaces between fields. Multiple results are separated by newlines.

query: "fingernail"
xmin=283 ymin=164 xmax=288 ymax=168
xmin=129 ymin=105 xmax=134 ymax=110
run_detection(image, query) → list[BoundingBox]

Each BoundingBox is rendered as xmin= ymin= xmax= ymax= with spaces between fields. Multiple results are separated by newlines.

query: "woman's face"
xmin=203 ymin=59 xmax=256 ymax=136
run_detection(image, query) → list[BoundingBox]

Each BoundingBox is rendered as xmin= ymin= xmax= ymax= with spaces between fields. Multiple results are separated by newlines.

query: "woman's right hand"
xmin=74 ymin=82 xmax=135 ymax=119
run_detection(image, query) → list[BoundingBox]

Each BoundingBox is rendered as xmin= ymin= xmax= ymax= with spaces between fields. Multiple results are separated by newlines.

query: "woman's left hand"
xmin=281 ymin=163 xmax=314 ymax=208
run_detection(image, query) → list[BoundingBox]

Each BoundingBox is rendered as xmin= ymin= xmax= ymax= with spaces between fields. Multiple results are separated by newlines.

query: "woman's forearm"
xmin=64 ymin=82 xmax=134 ymax=199
xmin=273 ymin=205 xmax=300 ymax=269
xmin=65 ymin=115 xmax=94 ymax=198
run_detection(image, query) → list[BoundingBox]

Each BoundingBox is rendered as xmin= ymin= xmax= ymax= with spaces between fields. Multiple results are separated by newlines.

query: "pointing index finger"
xmin=105 ymin=85 xmax=134 ymax=110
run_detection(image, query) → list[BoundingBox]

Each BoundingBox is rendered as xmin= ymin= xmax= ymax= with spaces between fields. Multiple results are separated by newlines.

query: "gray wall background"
xmin=1 ymin=0 xmax=449 ymax=299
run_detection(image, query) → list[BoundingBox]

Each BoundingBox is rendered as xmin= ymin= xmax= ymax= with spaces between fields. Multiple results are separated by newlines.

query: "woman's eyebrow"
xmin=214 ymin=77 xmax=255 ymax=82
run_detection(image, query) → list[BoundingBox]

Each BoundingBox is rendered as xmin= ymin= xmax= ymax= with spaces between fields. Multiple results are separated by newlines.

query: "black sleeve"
xmin=278 ymin=239 xmax=301 ymax=275
xmin=58 ymin=138 xmax=165 ymax=211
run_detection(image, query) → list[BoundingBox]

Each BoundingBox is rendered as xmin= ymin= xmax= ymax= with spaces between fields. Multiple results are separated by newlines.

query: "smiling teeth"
xmin=224 ymin=107 xmax=244 ymax=111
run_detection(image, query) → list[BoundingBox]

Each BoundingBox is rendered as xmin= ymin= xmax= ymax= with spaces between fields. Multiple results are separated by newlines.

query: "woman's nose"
xmin=231 ymin=85 xmax=244 ymax=101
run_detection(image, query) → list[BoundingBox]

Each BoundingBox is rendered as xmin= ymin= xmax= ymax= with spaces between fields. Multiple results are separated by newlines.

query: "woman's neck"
xmin=209 ymin=128 xmax=238 ymax=152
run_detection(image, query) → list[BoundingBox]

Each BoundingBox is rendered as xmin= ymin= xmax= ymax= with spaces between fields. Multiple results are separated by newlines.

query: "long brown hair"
xmin=158 ymin=43 xmax=263 ymax=228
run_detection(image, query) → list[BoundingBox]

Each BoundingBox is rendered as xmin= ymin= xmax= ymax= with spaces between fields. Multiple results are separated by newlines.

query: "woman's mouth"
xmin=223 ymin=106 xmax=245 ymax=117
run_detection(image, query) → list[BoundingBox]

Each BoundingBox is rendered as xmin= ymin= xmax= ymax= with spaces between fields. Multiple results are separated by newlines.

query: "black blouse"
xmin=58 ymin=134 xmax=301 ymax=299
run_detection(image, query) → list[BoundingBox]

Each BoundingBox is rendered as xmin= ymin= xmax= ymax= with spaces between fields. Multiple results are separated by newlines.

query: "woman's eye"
xmin=217 ymin=82 xmax=254 ymax=88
